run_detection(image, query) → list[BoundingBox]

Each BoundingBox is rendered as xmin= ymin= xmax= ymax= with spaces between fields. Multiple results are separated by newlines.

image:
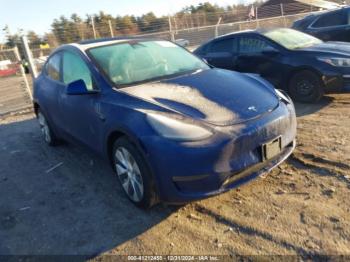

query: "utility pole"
xmin=21 ymin=36 xmax=38 ymax=79
xmin=108 ymin=20 xmax=114 ymax=37
xmin=91 ymin=16 xmax=97 ymax=39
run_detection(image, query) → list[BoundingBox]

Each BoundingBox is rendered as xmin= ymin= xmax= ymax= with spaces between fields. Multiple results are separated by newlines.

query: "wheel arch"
xmin=106 ymin=127 xmax=160 ymax=202
xmin=33 ymin=101 xmax=40 ymax=116
xmin=105 ymin=127 xmax=149 ymax=168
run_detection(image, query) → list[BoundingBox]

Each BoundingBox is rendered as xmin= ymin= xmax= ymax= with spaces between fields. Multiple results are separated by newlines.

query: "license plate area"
xmin=261 ymin=136 xmax=282 ymax=161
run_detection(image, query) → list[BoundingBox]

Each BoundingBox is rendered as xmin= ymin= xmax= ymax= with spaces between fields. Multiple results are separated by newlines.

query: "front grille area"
xmin=222 ymin=140 xmax=295 ymax=187
xmin=344 ymin=77 xmax=350 ymax=85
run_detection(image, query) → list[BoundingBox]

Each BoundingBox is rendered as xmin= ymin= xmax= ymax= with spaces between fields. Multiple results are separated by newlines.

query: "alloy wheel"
xmin=38 ymin=112 xmax=52 ymax=144
xmin=115 ymin=147 xmax=144 ymax=202
xmin=296 ymin=80 xmax=314 ymax=96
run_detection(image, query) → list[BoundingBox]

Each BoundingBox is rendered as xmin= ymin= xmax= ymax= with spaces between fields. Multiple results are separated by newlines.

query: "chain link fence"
xmin=28 ymin=4 xmax=320 ymax=63
xmin=0 ymin=48 xmax=32 ymax=116
xmin=26 ymin=3 xmax=326 ymax=49
xmin=175 ymin=12 xmax=314 ymax=47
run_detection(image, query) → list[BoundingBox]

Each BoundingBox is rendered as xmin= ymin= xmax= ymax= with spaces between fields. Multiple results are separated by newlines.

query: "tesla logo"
xmin=248 ymin=106 xmax=257 ymax=112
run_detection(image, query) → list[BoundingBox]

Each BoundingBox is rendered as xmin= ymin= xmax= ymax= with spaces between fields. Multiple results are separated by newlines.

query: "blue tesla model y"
xmin=33 ymin=38 xmax=297 ymax=208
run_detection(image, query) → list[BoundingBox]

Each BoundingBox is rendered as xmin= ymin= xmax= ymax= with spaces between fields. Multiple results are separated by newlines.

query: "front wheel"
xmin=288 ymin=70 xmax=324 ymax=103
xmin=112 ymin=137 xmax=158 ymax=208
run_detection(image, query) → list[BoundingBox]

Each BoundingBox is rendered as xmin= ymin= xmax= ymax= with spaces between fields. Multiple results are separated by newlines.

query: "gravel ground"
xmin=0 ymin=93 xmax=349 ymax=258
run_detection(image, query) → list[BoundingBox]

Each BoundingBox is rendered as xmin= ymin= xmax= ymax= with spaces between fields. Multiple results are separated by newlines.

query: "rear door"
xmin=309 ymin=9 xmax=350 ymax=42
xmin=40 ymin=52 xmax=66 ymax=130
xmin=203 ymin=37 xmax=238 ymax=70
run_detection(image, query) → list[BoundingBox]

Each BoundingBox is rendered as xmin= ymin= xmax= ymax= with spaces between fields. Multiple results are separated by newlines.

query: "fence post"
xmin=108 ymin=20 xmax=114 ymax=38
xmin=21 ymin=36 xmax=38 ymax=80
xmin=280 ymin=3 xmax=284 ymax=16
xmin=14 ymin=46 xmax=33 ymax=101
xmin=168 ymin=16 xmax=175 ymax=42
xmin=215 ymin=17 xmax=222 ymax=38
xmin=255 ymin=6 xmax=260 ymax=28
xmin=281 ymin=4 xmax=287 ymax=27
xmin=174 ymin=15 xmax=178 ymax=34
xmin=91 ymin=16 xmax=97 ymax=39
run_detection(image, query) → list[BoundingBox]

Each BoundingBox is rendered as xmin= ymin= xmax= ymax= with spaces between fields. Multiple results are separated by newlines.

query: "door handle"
xmin=94 ymin=102 xmax=106 ymax=121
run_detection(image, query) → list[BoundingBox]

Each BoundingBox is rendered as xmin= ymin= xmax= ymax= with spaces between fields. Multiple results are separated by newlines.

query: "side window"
xmin=46 ymin=53 xmax=61 ymax=81
xmin=239 ymin=37 xmax=269 ymax=54
xmin=62 ymin=51 xmax=94 ymax=91
xmin=312 ymin=10 xmax=347 ymax=28
xmin=209 ymin=38 xmax=238 ymax=53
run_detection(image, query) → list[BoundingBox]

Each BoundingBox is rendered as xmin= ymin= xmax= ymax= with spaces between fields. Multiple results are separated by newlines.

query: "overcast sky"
xmin=0 ymin=0 xmax=254 ymax=41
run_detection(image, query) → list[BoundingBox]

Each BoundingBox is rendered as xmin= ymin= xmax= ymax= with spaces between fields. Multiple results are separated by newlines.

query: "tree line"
xmin=2 ymin=1 xmax=262 ymax=49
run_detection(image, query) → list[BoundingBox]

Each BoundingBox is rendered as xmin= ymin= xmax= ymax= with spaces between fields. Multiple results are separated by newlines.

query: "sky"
xmin=0 ymin=0 xmax=252 ymax=42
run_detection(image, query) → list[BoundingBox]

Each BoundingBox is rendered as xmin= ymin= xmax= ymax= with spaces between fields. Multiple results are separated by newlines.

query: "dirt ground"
xmin=0 ymin=93 xmax=349 ymax=258
xmin=0 ymin=76 xmax=32 ymax=116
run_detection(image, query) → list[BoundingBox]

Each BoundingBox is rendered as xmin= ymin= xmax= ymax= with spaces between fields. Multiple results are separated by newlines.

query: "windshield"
xmin=88 ymin=40 xmax=209 ymax=86
xmin=263 ymin=28 xmax=322 ymax=50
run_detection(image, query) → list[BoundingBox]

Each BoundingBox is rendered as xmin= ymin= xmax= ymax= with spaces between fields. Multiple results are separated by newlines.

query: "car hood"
xmin=298 ymin=41 xmax=350 ymax=56
xmin=120 ymin=69 xmax=279 ymax=126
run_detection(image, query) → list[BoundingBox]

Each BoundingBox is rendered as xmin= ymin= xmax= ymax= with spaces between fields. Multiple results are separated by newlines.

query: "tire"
xmin=288 ymin=70 xmax=324 ymax=103
xmin=37 ymin=109 xmax=59 ymax=146
xmin=112 ymin=137 xmax=158 ymax=209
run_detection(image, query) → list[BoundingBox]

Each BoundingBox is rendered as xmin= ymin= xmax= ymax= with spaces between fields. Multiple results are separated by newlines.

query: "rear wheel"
xmin=288 ymin=70 xmax=324 ymax=103
xmin=37 ymin=110 xmax=58 ymax=146
xmin=112 ymin=137 xmax=158 ymax=208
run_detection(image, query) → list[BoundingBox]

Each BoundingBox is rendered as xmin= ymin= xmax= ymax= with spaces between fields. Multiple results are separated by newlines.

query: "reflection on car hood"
xmin=299 ymin=42 xmax=350 ymax=56
xmin=121 ymin=69 xmax=279 ymax=126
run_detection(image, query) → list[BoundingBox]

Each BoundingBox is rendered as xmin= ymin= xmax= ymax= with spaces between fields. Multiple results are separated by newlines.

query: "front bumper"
xmin=141 ymin=102 xmax=297 ymax=203
xmin=321 ymin=68 xmax=350 ymax=92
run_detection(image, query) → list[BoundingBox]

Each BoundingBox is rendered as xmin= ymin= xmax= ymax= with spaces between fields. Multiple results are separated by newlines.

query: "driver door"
xmin=235 ymin=36 xmax=282 ymax=86
xmin=59 ymin=50 xmax=103 ymax=152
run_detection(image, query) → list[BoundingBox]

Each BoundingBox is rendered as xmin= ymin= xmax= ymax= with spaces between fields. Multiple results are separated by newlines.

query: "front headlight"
xmin=147 ymin=113 xmax=213 ymax=141
xmin=276 ymin=89 xmax=292 ymax=104
xmin=317 ymin=57 xmax=350 ymax=67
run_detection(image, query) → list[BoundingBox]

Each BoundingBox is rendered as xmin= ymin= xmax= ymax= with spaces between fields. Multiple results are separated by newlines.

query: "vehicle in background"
xmin=0 ymin=60 xmax=19 ymax=77
xmin=33 ymin=38 xmax=296 ymax=208
xmin=22 ymin=59 xmax=30 ymax=74
xmin=194 ymin=28 xmax=350 ymax=103
xmin=292 ymin=7 xmax=350 ymax=42
xmin=175 ymin=39 xmax=190 ymax=47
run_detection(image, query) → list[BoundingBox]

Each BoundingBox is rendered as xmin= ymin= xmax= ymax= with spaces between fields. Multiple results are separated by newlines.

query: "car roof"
xmin=213 ymin=28 xmax=274 ymax=41
xmin=61 ymin=37 xmax=162 ymax=52
xmin=299 ymin=6 xmax=350 ymax=20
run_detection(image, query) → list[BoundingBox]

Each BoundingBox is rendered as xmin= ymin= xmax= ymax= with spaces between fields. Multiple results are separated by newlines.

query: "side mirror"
xmin=262 ymin=47 xmax=280 ymax=56
xmin=66 ymin=79 xmax=97 ymax=95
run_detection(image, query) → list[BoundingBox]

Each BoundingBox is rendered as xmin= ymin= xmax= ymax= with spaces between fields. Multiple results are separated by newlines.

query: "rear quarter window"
xmin=45 ymin=53 xmax=61 ymax=81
